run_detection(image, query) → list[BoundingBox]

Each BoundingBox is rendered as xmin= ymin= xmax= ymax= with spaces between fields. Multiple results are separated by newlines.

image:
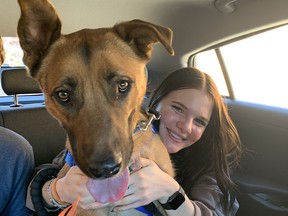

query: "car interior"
xmin=0 ymin=0 xmax=288 ymax=215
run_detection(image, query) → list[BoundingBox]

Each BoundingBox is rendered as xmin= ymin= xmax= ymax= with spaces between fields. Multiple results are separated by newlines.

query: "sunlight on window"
xmin=195 ymin=51 xmax=229 ymax=97
xmin=195 ymin=25 xmax=288 ymax=109
xmin=0 ymin=37 xmax=25 ymax=96
xmin=1 ymin=37 xmax=24 ymax=67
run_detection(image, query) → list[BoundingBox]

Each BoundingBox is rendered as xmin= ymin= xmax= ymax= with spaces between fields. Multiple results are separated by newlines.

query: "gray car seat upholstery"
xmin=0 ymin=68 xmax=66 ymax=166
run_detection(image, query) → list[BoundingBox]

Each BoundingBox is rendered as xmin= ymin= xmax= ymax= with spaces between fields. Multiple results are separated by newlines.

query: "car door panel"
xmin=226 ymin=99 xmax=288 ymax=216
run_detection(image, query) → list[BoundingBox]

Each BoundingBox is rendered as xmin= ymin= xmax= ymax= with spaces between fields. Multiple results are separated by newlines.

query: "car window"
xmin=0 ymin=37 xmax=43 ymax=101
xmin=194 ymin=50 xmax=229 ymax=97
xmin=194 ymin=24 xmax=288 ymax=109
xmin=1 ymin=37 xmax=24 ymax=68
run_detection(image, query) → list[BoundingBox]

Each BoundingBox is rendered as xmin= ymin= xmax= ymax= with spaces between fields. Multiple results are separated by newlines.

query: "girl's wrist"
xmin=42 ymin=180 xmax=53 ymax=207
xmin=42 ymin=178 xmax=70 ymax=209
xmin=159 ymin=180 xmax=180 ymax=204
xmin=52 ymin=178 xmax=70 ymax=205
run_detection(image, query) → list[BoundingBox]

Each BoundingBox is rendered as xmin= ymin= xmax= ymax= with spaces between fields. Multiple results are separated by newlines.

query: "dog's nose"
xmin=89 ymin=160 xmax=122 ymax=178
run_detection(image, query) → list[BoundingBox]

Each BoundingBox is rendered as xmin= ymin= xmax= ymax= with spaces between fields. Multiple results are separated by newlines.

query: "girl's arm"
xmin=113 ymin=157 xmax=196 ymax=215
xmin=113 ymin=157 xmax=238 ymax=216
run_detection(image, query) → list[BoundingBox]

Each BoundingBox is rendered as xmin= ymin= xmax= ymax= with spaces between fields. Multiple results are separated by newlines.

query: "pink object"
xmin=86 ymin=168 xmax=130 ymax=203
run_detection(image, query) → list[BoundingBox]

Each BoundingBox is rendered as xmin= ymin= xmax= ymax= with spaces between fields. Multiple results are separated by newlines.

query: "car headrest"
xmin=1 ymin=68 xmax=42 ymax=95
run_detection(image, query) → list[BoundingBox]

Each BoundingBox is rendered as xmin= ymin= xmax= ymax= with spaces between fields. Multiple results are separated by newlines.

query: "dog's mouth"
xmin=86 ymin=167 xmax=130 ymax=203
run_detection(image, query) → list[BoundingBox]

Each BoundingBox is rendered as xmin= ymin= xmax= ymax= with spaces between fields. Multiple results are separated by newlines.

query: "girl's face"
xmin=156 ymin=88 xmax=213 ymax=153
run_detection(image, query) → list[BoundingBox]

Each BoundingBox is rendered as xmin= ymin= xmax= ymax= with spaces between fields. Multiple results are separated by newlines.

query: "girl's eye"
xmin=195 ymin=118 xmax=207 ymax=127
xmin=172 ymin=105 xmax=183 ymax=114
xmin=118 ymin=80 xmax=129 ymax=93
xmin=57 ymin=91 xmax=70 ymax=102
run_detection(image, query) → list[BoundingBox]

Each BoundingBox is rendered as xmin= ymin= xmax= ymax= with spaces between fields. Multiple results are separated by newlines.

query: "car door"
xmin=228 ymin=100 xmax=288 ymax=216
xmin=193 ymin=24 xmax=288 ymax=216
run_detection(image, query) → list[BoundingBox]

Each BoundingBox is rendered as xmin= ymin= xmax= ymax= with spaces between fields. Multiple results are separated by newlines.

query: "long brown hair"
xmin=0 ymin=36 xmax=5 ymax=65
xmin=149 ymin=67 xmax=242 ymax=211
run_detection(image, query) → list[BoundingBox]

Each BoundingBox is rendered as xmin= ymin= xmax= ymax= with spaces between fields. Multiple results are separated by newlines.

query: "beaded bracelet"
xmin=45 ymin=178 xmax=70 ymax=209
xmin=30 ymin=167 xmax=60 ymax=215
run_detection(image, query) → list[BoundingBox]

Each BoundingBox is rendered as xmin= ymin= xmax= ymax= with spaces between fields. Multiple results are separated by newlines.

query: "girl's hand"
xmin=113 ymin=157 xmax=179 ymax=211
xmin=56 ymin=166 xmax=109 ymax=209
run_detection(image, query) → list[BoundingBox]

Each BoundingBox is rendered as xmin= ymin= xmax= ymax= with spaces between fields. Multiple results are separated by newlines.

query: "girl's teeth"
xmin=170 ymin=130 xmax=181 ymax=140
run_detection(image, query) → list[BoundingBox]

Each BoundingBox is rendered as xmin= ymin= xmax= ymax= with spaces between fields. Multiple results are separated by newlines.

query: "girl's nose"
xmin=177 ymin=118 xmax=193 ymax=134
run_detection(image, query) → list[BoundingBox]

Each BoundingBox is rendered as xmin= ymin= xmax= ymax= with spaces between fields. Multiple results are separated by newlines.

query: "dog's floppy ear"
xmin=17 ymin=0 xmax=62 ymax=77
xmin=113 ymin=19 xmax=174 ymax=59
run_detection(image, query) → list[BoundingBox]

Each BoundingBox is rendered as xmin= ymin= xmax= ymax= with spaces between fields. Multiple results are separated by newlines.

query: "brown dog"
xmin=17 ymin=0 xmax=174 ymax=215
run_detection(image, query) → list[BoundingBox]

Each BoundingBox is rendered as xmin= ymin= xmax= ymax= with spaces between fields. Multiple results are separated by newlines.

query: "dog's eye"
xmin=57 ymin=91 xmax=70 ymax=102
xmin=118 ymin=81 xmax=129 ymax=93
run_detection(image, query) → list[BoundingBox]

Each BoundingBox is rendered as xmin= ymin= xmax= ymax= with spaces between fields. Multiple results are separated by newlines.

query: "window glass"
xmin=194 ymin=25 xmax=288 ymax=109
xmin=1 ymin=37 xmax=25 ymax=67
xmin=0 ymin=37 xmax=25 ymax=97
xmin=195 ymin=50 xmax=229 ymax=97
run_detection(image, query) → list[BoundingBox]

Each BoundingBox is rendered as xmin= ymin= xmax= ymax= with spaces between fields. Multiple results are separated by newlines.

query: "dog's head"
xmin=17 ymin=0 xmax=173 ymax=182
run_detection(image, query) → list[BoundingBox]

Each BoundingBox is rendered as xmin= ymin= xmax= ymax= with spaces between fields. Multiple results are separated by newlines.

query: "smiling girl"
xmin=113 ymin=67 xmax=242 ymax=215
